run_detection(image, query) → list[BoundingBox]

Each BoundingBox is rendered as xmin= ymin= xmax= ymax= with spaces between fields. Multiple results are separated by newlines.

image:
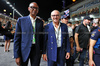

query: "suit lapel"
xmin=35 ymin=18 xmax=40 ymax=33
xmin=61 ymin=23 xmax=63 ymax=46
xmin=50 ymin=22 xmax=56 ymax=41
xmin=35 ymin=19 xmax=37 ymax=33
xmin=50 ymin=22 xmax=55 ymax=34
xmin=27 ymin=16 xmax=40 ymax=33
xmin=27 ymin=16 xmax=33 ymax=30
xmin=50 ymin=22 xmax=55 ymax=32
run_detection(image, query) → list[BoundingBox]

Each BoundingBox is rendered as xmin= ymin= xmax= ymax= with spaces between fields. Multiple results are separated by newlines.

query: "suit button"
xmin=51 ymin=48 xmax=52 ymax=49
xmin=51 ymin=42 xmax=53 ymax=44
xmin=51 ymin=36 xmax=52 ymax=38
xmin=63 ymin=37 xmax=65 ymax=39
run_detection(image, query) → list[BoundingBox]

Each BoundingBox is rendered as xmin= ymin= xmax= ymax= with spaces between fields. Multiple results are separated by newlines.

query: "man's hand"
xmin=65 ymin=52 xmax=70 ymax=59
xmin=11 ymin=31 xmax=15 ymax=34
xmin=15 ymin=57 xmax=21 ymax=66
xmin=76 ymin=46 xmax=82 ymax=52
xmin=89 ymin=60 xmax=96 ymax=66
xmin=43 ymin=54 xmax=47 ymax=61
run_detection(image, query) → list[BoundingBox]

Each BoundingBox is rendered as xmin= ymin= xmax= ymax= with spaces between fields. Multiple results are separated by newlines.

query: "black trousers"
xmin=21 ymin=44 xmax=41 ymax=66
xmin=66 ymin=56 xmax=74 ymax=66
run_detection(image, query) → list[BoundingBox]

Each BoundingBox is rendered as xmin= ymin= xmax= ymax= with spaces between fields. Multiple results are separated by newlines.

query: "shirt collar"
xmin=53 ymin=22 xmax=61 ymax=28
xmin=29 ymin=15 xmax=37 ymax=21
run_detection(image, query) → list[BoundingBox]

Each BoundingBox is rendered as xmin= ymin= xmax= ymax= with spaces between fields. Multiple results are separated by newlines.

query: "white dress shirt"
xmin=53 ymin=23 xmax=61 ymax=47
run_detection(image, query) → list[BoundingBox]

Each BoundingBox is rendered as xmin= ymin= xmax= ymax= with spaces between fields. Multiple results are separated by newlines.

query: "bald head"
xmin=29 ymin=2 xmax=39 ymax=8
xmin=51 ymin=10 xmax=60 ymax=16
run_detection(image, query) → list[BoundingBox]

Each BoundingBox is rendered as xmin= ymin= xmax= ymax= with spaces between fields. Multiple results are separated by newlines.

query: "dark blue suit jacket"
xmin=43 ymin=22 xmax=70 ymax=61
xmin=14 ymin=16 xmax=43 ymax=62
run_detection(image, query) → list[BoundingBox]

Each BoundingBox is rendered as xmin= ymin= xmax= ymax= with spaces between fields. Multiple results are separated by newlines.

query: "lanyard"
xmin=33 ymin=21 xmax=35 ymax=43
xmin=33 ymin=21 xmax=35 ymax=33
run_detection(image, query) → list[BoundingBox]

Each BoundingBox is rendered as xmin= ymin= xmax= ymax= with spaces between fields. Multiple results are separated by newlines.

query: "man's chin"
xmin=32 ymin=14 xmax=36 ymax=16
xmin=53 ymin=20 xmax=59 ymax=23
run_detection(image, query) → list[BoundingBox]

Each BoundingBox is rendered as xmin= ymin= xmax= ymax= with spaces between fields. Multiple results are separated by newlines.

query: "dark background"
xmin=0 ymin=0 xmax=74 ymax=21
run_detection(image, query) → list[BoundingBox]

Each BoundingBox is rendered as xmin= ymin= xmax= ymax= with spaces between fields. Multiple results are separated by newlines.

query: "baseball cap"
xmin=61 ymin=14 xmax=70 ymax=19
xmin=93 ymin=19 xmax=98 ymax=23
xmin=84 ymin=16 xmax=92 ymax=20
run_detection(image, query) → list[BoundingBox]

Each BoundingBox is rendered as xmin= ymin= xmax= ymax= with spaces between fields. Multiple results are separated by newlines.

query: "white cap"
xmin=93 ymin=19 xmax=98 ymax=23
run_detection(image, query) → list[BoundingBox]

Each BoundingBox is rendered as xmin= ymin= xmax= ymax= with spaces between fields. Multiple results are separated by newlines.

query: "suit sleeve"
xmin=42 ymin=25 xmax=48 ymax=54
xmin=14 ymin=18 xmax=21 ymax=58
xmin=66 ymin=25 xmax=70 ymax=53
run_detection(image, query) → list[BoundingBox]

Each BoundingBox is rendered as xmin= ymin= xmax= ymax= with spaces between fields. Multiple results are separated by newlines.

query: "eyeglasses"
xmin=51 ymin=15 xmax=60 ymax=17
xmin=30 ymin=6 xmax=39 ymax=10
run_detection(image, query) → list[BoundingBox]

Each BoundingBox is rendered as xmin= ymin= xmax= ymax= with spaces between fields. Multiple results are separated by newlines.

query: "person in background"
xmin=61 ymin=14 xmax=70 ymax=24
xmin=70 ymin=36 xmax=74 ymax=56
xmin=91 ymin=18 xmax=99 ymax=32
xmin=71 ymin=21 xmax=80 ymax=65
xmin=61 ymin=14 xmax=73 ymax=66
xmin=71 ymin=24 xmax=75 ymax=30
xmin=73 ymin=16 xmax=91 ymax=66
xmin=67 ymin=22 xmax=73 ymax=37
xmin=14 ymin=2 xmax=43 ymax=66
xmin=0 ymin=21 xmax=14 ymax=39
xmin=0 ymin=21 xmax=2 ymax=35
xmin=4 ymin=21 xmax=12 ymax=52
xmin=61 ymin=15 xmax=73 ymax=37
xmin=43 ymin=10 xmax=70 ymax=66
xmin=73 ymin=21 xmax=80 ymax=35
xmin=67 ymin=36 xmax=74 ymax=66
xmin=89 ymin=18 xmax=100 ymax=66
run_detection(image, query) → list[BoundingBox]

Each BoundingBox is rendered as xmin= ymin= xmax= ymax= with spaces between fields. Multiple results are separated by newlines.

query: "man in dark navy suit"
xmin=43 ymin=10 xmax=70 ymax=66
xmin=14 ymin=2 xmax=43 ymax=66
